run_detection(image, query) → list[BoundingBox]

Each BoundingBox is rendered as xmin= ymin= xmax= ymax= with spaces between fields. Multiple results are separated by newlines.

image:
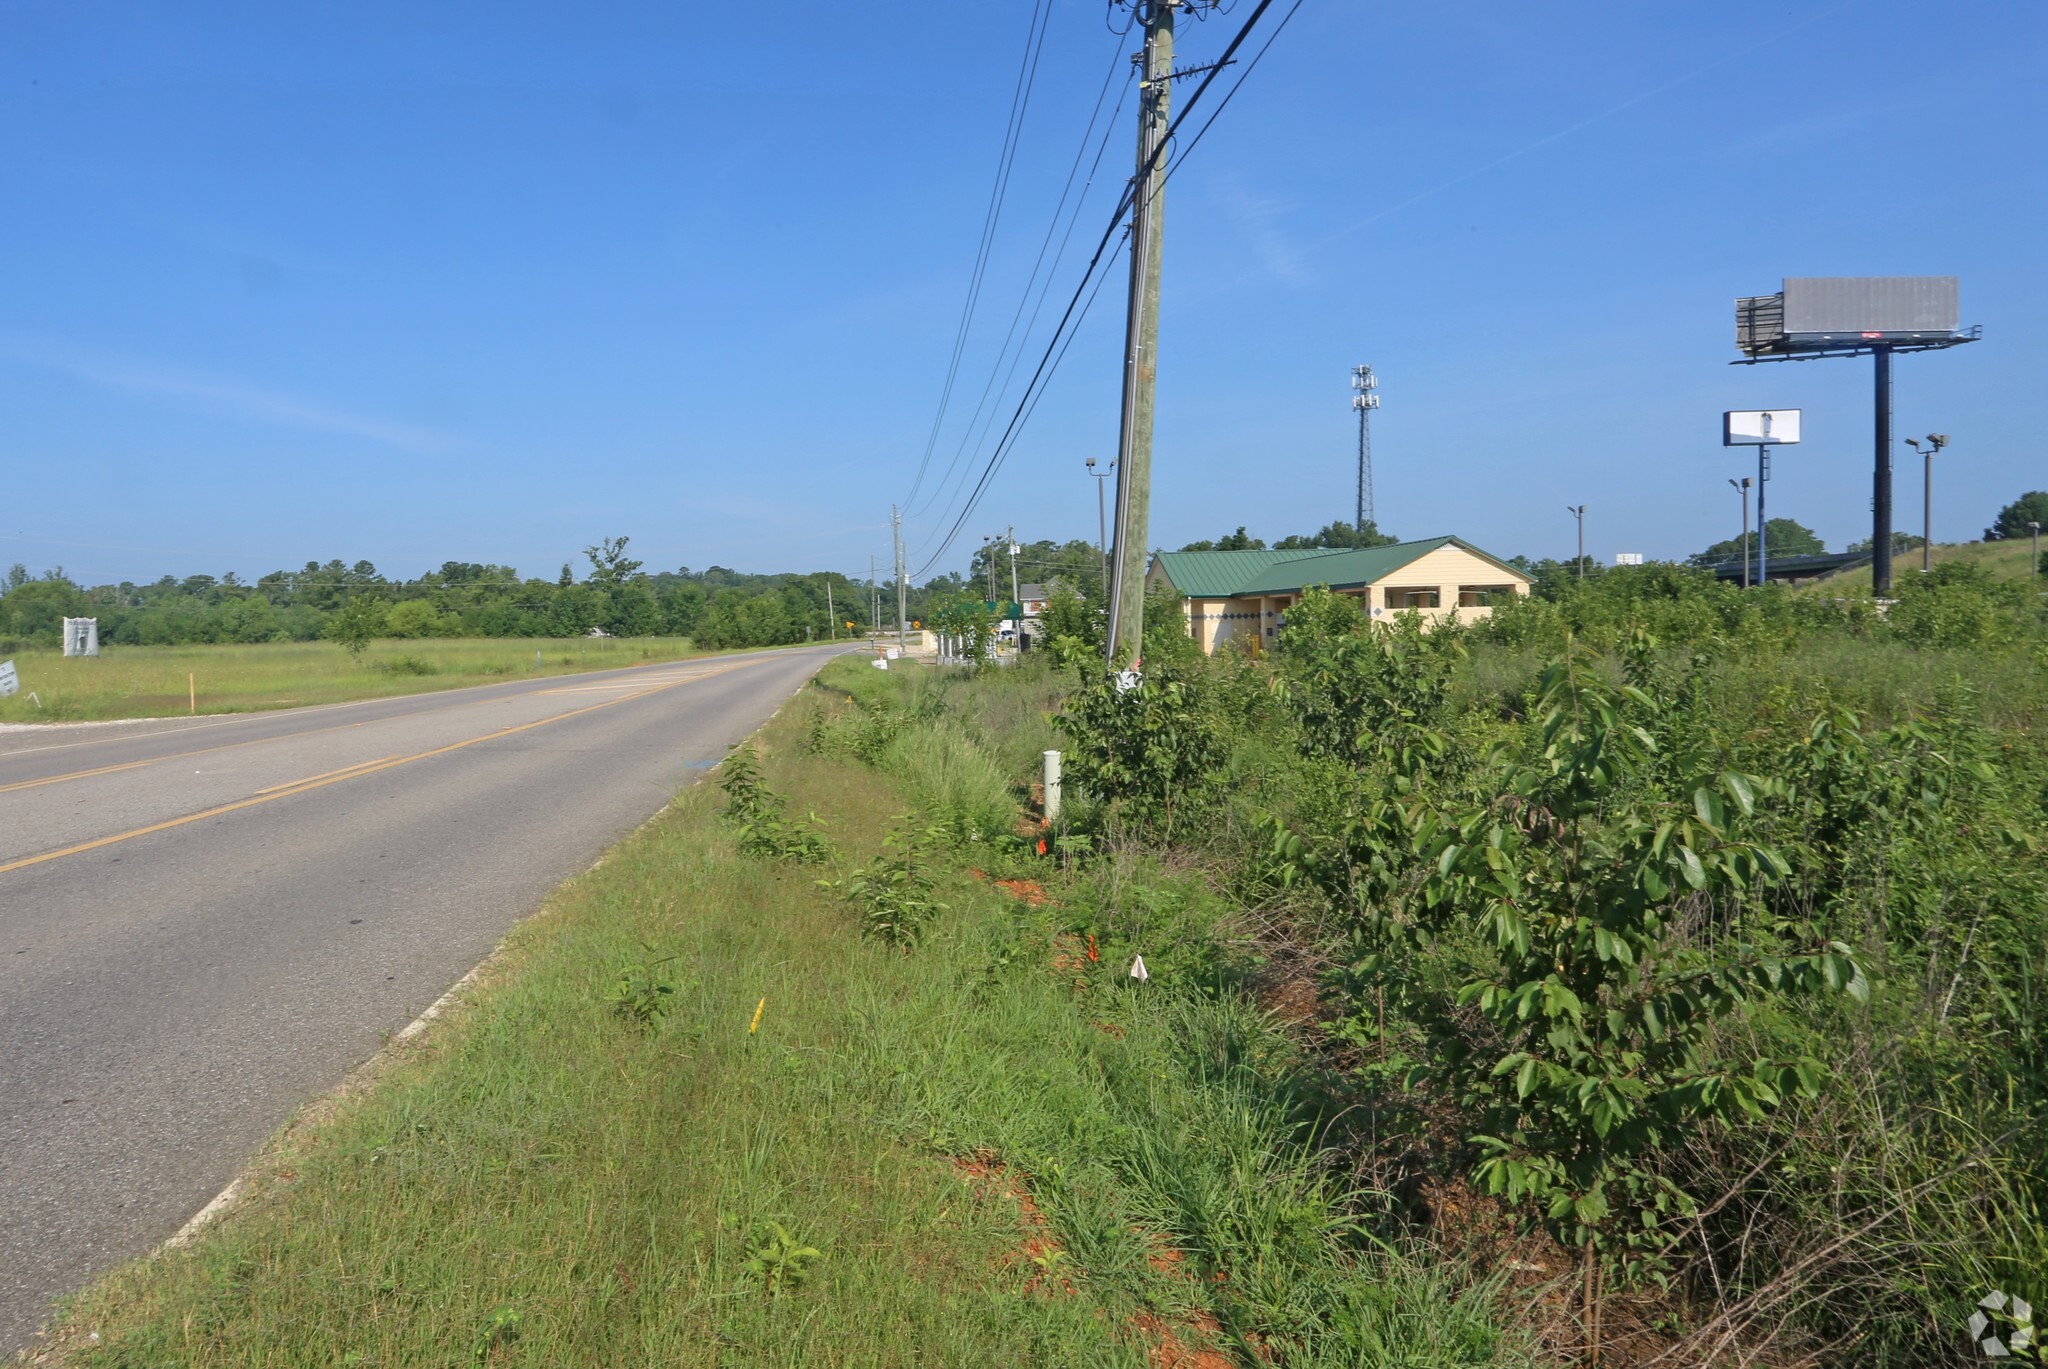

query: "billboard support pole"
xmin=1757 ymin=444 xmax=1770 ymax=584
xmin=1873 ymin=346 xmax=1893 ymax=596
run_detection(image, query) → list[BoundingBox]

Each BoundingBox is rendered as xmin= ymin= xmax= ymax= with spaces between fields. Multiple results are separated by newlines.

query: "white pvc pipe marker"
xmin=1042 ymin=749 xmax=1062 ymax=824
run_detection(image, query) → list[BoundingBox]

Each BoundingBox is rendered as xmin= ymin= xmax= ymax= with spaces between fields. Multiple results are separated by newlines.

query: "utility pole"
xmin=1728 ymin=477 xmax=1752 ymax=589
xmin=892 ymin=505 xmax=908 ymax=651
xmin=1105 ymin=0 xmax=1175 ymax=668
xmin=1007 ymin=524 xmax=1020 ymax=609
xmin=2030 ymin=521 xmax=2041 ymax=584
xmin=1567 ymin=504 xmax=1586 ymax=582
xmin=826 ymin=579 xmax=834 ymax=639
xmin=1087 ymin=458 xmax=1111 ymax=597
xmin=869 ymin=555 xmax=879 ymax=638
xmin=1351 ymin=365 xmax=1379 ymax=532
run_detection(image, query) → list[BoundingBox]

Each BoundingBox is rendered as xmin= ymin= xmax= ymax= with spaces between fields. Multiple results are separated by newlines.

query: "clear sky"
xmin=4 ymin=1 xmax=2043 ymax=587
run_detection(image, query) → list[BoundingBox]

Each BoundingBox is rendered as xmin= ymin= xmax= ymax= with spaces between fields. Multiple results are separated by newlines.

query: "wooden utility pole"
xmin=1105 ymin=0 xmax=1174 ymax=668
xmin=893 ymin=505 xmax=908 ymax=651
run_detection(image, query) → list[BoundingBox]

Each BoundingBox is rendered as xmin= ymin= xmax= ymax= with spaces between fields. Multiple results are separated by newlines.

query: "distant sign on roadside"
xmin=0 ymin=660 xmax=17 ymax=697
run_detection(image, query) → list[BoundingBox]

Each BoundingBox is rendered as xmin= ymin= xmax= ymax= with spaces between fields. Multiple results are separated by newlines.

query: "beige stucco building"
xmin=1147 ymin=537 xmax=1532 ymax=654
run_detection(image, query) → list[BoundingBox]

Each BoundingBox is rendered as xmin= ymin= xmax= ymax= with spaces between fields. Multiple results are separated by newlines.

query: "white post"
xmin=1042 ymin=749 xmax=1062 ymax=824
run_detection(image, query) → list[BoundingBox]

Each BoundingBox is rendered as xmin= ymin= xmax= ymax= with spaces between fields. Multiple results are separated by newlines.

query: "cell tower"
xmin=1350 ymin=365 xmax=1379 ymax=531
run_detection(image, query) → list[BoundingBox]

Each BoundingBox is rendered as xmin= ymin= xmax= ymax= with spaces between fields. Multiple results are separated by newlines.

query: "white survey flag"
xmin=1129 ymin=955 xmax=1149 ymax=982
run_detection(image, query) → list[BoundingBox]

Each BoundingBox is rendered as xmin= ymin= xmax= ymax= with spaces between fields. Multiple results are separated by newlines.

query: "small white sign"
xmin=1614 ymin=553 xmax=1644 ymax=566
xmin=0 ymin=660 xmax=17 ymax=697
xmin=1723 ymin=409 xmax=1802 ymax=446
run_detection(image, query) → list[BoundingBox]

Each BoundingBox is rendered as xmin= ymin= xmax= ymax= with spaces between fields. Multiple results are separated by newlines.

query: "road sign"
xmin=0 ymin=660 xmax=17 ymax=697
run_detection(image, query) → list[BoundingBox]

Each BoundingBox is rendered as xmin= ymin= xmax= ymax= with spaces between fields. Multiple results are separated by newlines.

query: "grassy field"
xmin=0 ymin=638 xmax=707 ymax=724
xmin=1804 ymin=534 xmax=2045 ymax=589
xmin=31 ymin=659 xmax=1527 ymax=1368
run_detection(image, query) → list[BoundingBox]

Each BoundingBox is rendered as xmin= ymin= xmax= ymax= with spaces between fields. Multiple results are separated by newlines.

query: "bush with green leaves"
xmin=717 ymin=745 xmax=831 ymax=863
xmin=1272 ymin=588 xmax=1459 ymax=771
xmin=324 ymin=594 xmax=387 ymax=660
xmin=1276 ymin=641 xmax=1870 ymax=1312
xmin=820 ymin=819 xmax=948 ymax=948
xmin=1053 ymin=659 xmax=1224 ymax=839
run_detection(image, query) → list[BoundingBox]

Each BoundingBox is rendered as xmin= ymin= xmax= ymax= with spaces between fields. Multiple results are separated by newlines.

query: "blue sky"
xmin=4 ymin=1 xmax=2043 ymax=587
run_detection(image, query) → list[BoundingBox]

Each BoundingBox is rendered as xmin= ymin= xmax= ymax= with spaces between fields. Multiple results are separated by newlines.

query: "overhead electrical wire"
xmin=1161 ymin=0 xmax=1304 ymax=184
xmin=900 ymin=0 xmax=1054 ymax=514
xmin=909 ymin=37 xmax=1135 ymax=526
xmin=909 ymin=0 xmax=1295 ymax=578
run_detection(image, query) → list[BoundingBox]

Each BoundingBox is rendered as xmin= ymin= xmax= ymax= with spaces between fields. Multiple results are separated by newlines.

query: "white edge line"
xmin=147 ymin=647 xmax=842 ymax=1256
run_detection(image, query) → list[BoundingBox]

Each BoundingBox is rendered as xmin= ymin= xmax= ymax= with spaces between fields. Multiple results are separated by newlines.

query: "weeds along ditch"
xmin=1022 ymin=563 xmax=2046 ymax=1368
xmin=45 ymin=653 xmax=1526 ymax=1368
xmin=43 ymin=565 xmax=2042 ymax=1366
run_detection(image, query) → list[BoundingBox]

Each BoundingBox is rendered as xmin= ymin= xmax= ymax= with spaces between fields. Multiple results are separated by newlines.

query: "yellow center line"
xmin=0 ymin=757 xmax=157 ymax=795
xmin=255 ymin=754 xmax=404 ymax=794
xmin=0 ymin=660 xmax=756 ymax=878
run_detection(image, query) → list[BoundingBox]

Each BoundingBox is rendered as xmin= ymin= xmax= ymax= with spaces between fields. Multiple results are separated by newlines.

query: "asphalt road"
xmin=0 ymin=643 xmax=849 ymax=1354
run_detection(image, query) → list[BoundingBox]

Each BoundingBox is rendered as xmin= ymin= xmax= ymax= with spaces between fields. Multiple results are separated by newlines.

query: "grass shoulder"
xmin=0 ymin=637 xmax=790 ymax=724
xmin=34 ymin=655 xmax=1525 ymax=1367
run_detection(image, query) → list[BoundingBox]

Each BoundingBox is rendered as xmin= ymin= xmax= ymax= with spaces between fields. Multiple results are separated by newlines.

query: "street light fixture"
xmin=1904 ymin=433 xmax=1949 ymax=572
xmin=1566 ymin=504 xmax=1587 ymax=582
xmin=1086 ymin=458 xmax=1113 ymax=597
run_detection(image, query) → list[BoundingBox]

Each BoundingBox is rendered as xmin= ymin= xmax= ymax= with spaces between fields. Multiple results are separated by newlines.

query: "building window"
xmin=1458 ymin=585 xmax=1516 ymax=607
xmin=1385 ymin=587 xmax=1440 ymax=610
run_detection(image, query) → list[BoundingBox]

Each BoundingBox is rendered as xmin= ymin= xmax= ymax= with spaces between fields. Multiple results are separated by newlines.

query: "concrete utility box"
xmin=61 ymin=617 xmax=99 ymax=658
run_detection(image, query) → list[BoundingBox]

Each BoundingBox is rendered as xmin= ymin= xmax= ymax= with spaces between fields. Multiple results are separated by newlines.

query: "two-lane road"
xmin=0 ymin=643 xmax=847 ymax=1353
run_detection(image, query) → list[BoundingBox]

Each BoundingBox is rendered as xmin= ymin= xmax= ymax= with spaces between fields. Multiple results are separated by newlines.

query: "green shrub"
xmin=1054 ymin=660 xmax=1224 ymax=840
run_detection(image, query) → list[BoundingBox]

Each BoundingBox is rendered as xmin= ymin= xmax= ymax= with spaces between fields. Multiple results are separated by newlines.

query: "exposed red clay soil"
xmin=1133 ymin=1311 xmax=1235 ymax=1369
xmin=952 ymin=1154 xmax=1076 ymax=1297
xmin=993 ymin=877 xmax=1048 ymax=906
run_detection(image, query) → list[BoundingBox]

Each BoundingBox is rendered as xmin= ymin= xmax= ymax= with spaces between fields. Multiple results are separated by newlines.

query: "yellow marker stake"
xmin=188 ymin=673 xmax=196 ymax=715
xmin=749 ymin=997 xmax=766 ymax=1034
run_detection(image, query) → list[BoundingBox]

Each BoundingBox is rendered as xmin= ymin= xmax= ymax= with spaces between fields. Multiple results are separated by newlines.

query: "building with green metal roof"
xmin=1146 ymin=536 xmax=1530 ymax=654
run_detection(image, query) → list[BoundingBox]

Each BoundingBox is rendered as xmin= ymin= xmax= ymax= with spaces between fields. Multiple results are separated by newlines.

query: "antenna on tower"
xmin=1350 ymin=365 xmax=1380 ymax=531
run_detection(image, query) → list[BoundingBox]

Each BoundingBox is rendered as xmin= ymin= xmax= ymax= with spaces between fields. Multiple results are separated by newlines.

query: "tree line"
xmin=0 ymin=538 xmax=942 ymax=653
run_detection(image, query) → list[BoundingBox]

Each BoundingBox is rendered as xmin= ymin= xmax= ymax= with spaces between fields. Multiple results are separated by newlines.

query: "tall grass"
xmin=0 ymin=637 xmax=706 ymax=723
xmin=43 ymin=663 xmax=1531 ymax=1367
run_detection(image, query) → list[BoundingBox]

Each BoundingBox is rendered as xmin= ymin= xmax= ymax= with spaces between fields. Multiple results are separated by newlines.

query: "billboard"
xmin=1723 ymin=409 xmax=1801 ymax=446
xmin=1739 ymin=278 xmax=1963 ymax=355
xmin=1783 ymin=277 xmax=1957 ymax=336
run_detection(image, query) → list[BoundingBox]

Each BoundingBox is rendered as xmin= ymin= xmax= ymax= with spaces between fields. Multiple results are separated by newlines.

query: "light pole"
xmin=1566 ymin=505 xmax=1586 ymax=581
xmin=1904 ymin=433 xmax=1948 ymax=572
xmin=1728 ymin=477 xmax=1752 ymax=588
xmin=2031 ymin=521 xmax=2041 ymax=584
xmin=1006 ymin=524 xmax=1020 ymax=611
xmin=1086 ymin=458 xmax=1112 ymax=598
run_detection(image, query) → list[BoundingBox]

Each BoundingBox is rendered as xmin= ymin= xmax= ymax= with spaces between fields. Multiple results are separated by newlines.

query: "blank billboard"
xmin=1783 ymin=277 xmax=1957 ymax=336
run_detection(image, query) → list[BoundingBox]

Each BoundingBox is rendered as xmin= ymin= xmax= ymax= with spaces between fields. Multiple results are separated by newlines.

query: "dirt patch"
xmin=951 ymin=1154 xmax=1075 ymax=1297
xmin=993 ymin=878 xmax=1048 ymax=906
xmin=1133 ymin=1311 xmax=1234 ymax=1369
xmin=1254 ymin=972 xmax=1322 ymax=1029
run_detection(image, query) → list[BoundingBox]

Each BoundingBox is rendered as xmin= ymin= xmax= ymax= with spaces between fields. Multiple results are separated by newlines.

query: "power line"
xmin=909 ymin=0 xmax=1297 ymax=579
xmin=901 ymin=0 xmax=1054 ymax=514
xmin=1159 ymin=0 xmax=1304 ymax=184
xmin=909 ymin=35 xmax=1134 ymax=524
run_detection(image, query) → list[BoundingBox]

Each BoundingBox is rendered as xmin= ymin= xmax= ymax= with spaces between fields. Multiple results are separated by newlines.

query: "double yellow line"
xmin=0 ymin=661 xmax=748 ymax=878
